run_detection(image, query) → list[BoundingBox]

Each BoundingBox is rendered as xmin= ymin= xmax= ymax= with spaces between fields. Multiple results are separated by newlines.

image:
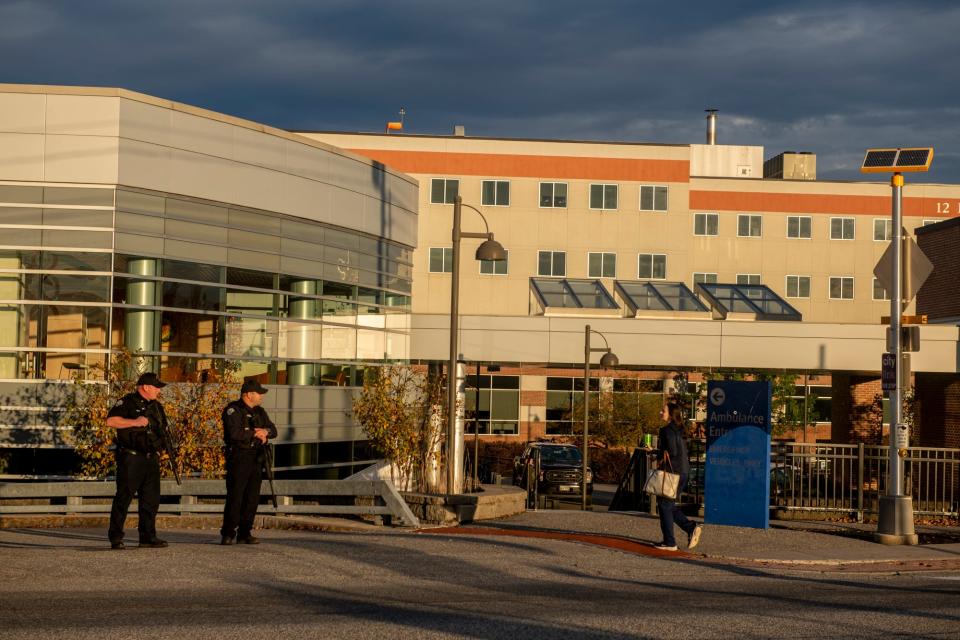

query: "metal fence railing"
xmin=0 ymin=478 xmax=420 ymax=527
xmin=686 ymin=441 xmax=959 ymax=520
xmin=776 ymin=443 xmax=959 ymax=519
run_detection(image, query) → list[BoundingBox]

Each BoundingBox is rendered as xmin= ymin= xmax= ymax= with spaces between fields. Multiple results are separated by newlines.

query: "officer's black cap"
xmin=136 ymin=372 xmax=166 ymax=388
xmin=241 ymin=378 xmax=269 ymax=395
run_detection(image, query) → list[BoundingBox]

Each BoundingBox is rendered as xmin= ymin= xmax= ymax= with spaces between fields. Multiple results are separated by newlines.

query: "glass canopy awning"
xmin=695 ymin=283 xmax=802 ymax=321
xmin=614 ymin=281 xmax=709 ymax=317
xmin=529 ymin=278 xmax=619 ymax=316
xmin=530 ymin=279 xmax=802 ymax=321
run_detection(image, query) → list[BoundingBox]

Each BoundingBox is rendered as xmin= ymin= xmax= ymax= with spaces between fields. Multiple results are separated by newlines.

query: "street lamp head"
xmin=475 ymin=237 xmax=507 ymax=261
xmin=599 ymin=351 xmax=619 ymax=368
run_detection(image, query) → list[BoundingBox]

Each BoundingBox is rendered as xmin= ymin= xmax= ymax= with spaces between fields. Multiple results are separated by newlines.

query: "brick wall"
xmin=520 ymin=390 xmax=546 ymax=406
xmin=831 ymin=374 xmax=885 ymax=443
xmin=915 ymin=373 xmax=960 ymax=448
xmin=780 ymin=422 xmax=831 ymax=443
xmin=917 ymin=219 xmax=960 ymax=320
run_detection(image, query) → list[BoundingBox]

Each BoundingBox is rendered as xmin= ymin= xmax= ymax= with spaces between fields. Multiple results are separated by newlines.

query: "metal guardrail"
xmin=685 ymin=441 xmax=959 ymax=520
xmin=0 ymin=479 xmax=420 ymax=527
xmin=770 ymin=443 xmax=959 ymax=519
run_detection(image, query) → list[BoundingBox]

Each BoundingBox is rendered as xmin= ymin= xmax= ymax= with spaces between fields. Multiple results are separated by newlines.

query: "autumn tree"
xmin=568 ymin=383 xmax=664 ymax=449
xmin=67 ymin=349 xmax=241 ymax=479
xmin=351 ymin=364 xmax=446 ymax=493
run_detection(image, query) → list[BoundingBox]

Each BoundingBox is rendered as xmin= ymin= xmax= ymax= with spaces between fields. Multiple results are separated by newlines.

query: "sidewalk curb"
xmin=711 ymin=555 xmax=960 ymax=573
xmin=425 ymin=523 xmax=960 ymax=573
xmin=0 ymin=513 xmax=388 ymax=533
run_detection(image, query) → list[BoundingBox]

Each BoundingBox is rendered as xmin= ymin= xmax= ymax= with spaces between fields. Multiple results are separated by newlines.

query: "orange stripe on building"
xmin=690 ymin=191 xmax=942 ymax=217
xmin=347 ymin=149 xmax=690 ymax=183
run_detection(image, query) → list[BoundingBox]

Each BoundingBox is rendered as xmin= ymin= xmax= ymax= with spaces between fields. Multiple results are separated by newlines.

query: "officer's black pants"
xmin=221 ymin=448 xmax=263 ymax=539
xmin=108 ymin=451 xmax=161 ymax=543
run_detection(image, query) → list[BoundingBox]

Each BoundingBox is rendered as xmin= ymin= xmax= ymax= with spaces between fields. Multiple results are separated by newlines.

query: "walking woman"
xmin=654 ymin=401 xmax=703 ymax=551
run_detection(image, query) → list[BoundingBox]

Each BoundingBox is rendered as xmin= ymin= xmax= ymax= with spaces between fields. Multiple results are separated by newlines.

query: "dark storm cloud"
xmin=2 ymin=1 xmax=959 ymax=182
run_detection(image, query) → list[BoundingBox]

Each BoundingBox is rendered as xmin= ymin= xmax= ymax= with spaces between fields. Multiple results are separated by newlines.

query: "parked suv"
xmin=513 ymin=442 xmax=593 ymax=501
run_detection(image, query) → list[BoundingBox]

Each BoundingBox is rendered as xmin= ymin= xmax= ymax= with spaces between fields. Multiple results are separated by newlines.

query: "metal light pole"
xmin=876 ymin=171 xmax=917 ymax=544
xmin=473 ymin=360 xmax=480 ymax=492
xmin=447 ymin=195 xmax=506 ymax=495
xmin=890 ymin=172 xmax=904 ymax=491
xmin=583 ymin=324 xmax=619 ymax=510
xmin=861 ymin=146 xmax=933 ymax=545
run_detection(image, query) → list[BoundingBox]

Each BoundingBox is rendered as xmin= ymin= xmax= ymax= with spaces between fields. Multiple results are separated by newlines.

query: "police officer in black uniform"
xmin=220 ymin=378 xmax=277 ymax=545
xmin=106 ymin=372 xmax=170 ymax=550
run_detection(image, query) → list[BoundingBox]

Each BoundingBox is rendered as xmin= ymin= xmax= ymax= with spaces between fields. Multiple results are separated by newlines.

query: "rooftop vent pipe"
xmin=705 ymin=109 xmax=718 ymax=145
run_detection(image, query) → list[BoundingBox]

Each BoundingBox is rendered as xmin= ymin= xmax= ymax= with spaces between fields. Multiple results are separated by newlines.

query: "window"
xmin=693 ymin=272 xmax=717 ymax=285
xmin=737 ymin=214 xmax=762 ymax=237
xmin=873 ymin=277 xmax=890 ymax=301
xmin=787 ymin=216 xmax=812 ymax=239
xmin=545 ymin=376 xmax=599 ymax=435
xmin=736 ymin=274 xmax=761 ymax=285
xmin=430 ymin=178 xmax=459 ymax=204
xmin=787 ymin=384 xmax=832 ymax=426
xmin=588 ymin=252 xmax=616 ymax=278
xmin=873 ymin=218 xmax=892 ymax=241
xmin=464 ymin=375 xmax=520 ymax=435
xmin=479 ymin=250 xmax=508 ymax=275
xmin=428 ymin=247 xmax=453 ymax=273
xmin=694 ymin=213 xmax=719 ymax=236
xmin=786 ymin=275 xmax=810 ymax=298
xmin=639 ymin=185 xmax=668 ymax=211
xmin=830 ymin=217 xmax=855 ymax=240
xmin=638 ymin=254 xmax=666 ymax=279
xmin=537 ymin=251 xmax=566 ymax=277
xmin=481 ymin=180 xmax=510 ymax=206
xmin=589 ymin=184 xmax=618 ymax=210
xmin=829 ymin=276 xmax=854 ymax=299
xmin=540 ymin=182 xmax=567 ymax=208
xmin=922 ymin=219 xmax=941 ymax=226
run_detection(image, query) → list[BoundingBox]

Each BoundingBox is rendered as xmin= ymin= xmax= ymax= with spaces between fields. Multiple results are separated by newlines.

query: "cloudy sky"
xmin=3 ymin=1 xmax=959 ymax=183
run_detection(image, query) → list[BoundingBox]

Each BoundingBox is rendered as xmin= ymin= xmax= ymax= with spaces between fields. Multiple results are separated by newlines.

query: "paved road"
xmin=3 ymin=525 xmax=959 ymax=639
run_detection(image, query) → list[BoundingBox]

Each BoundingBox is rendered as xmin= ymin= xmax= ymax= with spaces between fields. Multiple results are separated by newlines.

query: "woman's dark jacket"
xmin=657 ymin=421 xmax=690 ymax=476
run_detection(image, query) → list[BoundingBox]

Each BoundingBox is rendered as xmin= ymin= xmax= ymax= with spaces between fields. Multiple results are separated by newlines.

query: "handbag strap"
xmin=662 ymin=450 xmax=674 ymax=472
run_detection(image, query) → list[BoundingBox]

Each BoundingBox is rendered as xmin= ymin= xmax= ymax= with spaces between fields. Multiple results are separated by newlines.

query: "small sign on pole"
xmin=881 ymin=353 xmax=897 ymax=392
xmin=895 ymin=423 xmax=910 ymax=449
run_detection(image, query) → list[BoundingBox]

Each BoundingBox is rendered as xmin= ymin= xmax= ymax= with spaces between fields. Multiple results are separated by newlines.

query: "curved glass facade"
xmin=0 ymin=185 xmax=412 ymax=384
xmin=0 ymin=184 xmax=413 ymax=474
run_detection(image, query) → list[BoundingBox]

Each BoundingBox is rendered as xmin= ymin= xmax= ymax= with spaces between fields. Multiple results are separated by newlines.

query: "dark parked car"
xmin=513 ymin=442 xmax=593 ymax=502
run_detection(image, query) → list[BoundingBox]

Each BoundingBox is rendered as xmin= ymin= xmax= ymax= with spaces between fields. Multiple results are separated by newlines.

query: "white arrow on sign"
xmin=709 ymin=387 xmax=726 ymax=406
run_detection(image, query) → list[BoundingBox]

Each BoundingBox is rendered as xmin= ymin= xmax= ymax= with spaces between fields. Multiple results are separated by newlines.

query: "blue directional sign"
xmin=704 ymin=380 xmax=772 ymax=529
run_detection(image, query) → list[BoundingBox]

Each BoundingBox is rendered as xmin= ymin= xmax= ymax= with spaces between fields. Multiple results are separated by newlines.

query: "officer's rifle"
xmin=259 ymin=442 xmax=278 ymax=510
xmin=147 ymin=403 xmax=182 ymax=485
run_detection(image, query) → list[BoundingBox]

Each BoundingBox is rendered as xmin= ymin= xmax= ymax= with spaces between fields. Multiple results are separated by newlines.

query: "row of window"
xmin=430 ymin=248 xmax=664 ymax=278
xmin=784 ymin=275 xmax=889 ymax=300
xmin=688 ymin=273 xmax=888 ymax=301
xmin=434 ymin=179 xmax=941 ymax=239
xmin=430 ymin=247 xmax=889 ymax=298
xmin=431 ymin=178 xmax=669 ymax=211
xmin=461 ymin=375 xmax=678 ymax=437
xmin=695 ymin=214 xmax=938 ymax=239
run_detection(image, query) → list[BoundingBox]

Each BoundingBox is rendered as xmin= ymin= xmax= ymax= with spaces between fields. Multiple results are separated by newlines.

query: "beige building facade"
xmin=300 ymin=131 xmax=958 ymax=324
xmin=300 ymin=130 xmax=960 ymax=444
